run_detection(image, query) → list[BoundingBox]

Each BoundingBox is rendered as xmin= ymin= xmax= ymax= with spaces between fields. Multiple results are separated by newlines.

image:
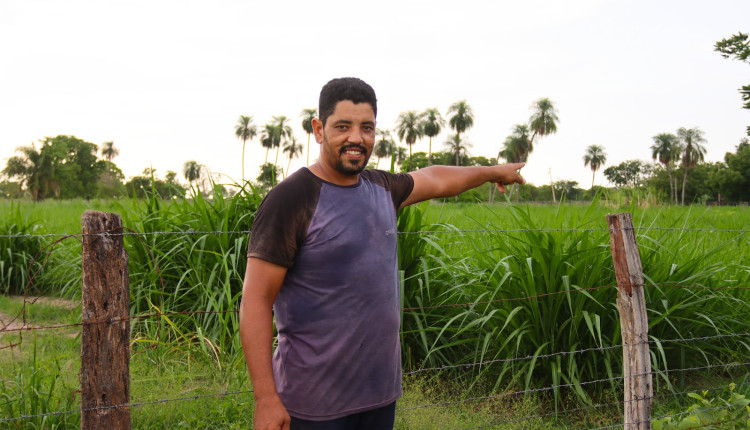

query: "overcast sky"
xmin=1 ymin=0 xmax=748 ymax=188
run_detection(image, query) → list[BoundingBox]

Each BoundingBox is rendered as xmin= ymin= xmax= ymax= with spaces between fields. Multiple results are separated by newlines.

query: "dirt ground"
xmin=0 ymin=295 xmax=79 ymax=336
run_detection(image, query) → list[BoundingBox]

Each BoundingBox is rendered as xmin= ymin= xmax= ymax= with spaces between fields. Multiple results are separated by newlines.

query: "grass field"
xmin=2 ymin=196 xmax=749 ymax=428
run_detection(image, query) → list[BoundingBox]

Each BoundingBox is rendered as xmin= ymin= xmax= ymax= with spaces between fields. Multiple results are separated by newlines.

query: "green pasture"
xmin=1 ymin=195 xmax=750 ymax=428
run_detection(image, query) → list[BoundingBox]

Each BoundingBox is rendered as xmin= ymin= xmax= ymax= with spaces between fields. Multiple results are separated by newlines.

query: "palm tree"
xmin=527 ymin=98 xmax=559 ymax=159
xmin=498 ymin=129 xmax=527 ymax=202
xmin=445 ymin=134 xmax=471 ymax=167
xmin=677 ymin=127 xmax=707 ymax=205
xmin=271 ymin=116 xmax=293 ymax=183
xmin=374 ymin=129 xmax=395 ymax=169
xmin=447 ymin=101 xmax=474 ymax=144
xmin=651 ymin=133 xmax=682 ymax=204
xmin=300 ymin=108 xmax=317 ymax=166
xmin=182 ymin=160 xmax=203 ymax=192
xmin=100 ymin=141 xmax=119 ymax=161
xmin=259 ymin=123 xmax=279 ymax=165
xmin=2 ymin=144 xmax=54 ymax=200
xmin=283 ymin=137 xmax=304 ymax=178
xmin=583 ymin=145 xmax=607 ymax=189
xmin=420 ymin=108 xmax=444 ymax=166
xmin=395 ymin=111 xmax=423 ymax=171
xmin=235 ymin=115 xmax=257 ymax=183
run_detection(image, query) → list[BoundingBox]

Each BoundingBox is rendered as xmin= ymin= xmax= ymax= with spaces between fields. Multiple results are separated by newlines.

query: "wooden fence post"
xmin=607 ymin=212 xmax=652 ymax=429
xmin=81 ymin=211 xmax=130 ymax=429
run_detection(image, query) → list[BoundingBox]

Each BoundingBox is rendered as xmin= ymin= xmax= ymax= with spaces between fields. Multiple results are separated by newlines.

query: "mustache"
xmin=340 ymin=144 xmax=367 ymax=154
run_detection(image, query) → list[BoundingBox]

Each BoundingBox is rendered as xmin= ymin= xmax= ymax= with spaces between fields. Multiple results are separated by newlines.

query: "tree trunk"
xmin=306 ymin=133 xmax=311 ymax=166
xmin=241 ymin=139 xmax=246 ymax=183
xmin=665 ymin=166 xmax=673 ymax=204
xmin=428 ymin=136 xmax=433 ymax=166
xmin=681 ymin=166 xmax=689 ymax=205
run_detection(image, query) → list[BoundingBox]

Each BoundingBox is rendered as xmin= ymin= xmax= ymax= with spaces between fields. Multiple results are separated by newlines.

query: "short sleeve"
xmin=247 ymin=170 xmax=321 ymax=267
xmin=361 ymin=170 xmax=414 ymax=209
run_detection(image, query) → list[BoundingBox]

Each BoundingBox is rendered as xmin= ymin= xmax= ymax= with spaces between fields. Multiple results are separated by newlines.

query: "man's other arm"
xmin=240 ymin=257 xmax=291 ymax=430
xmin=400 ymin=163 xmax=526 ymax=208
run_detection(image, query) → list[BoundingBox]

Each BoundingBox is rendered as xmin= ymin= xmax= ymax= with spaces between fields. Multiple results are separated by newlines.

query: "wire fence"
xmin=1 ymin=222 xmax=749 ymax=428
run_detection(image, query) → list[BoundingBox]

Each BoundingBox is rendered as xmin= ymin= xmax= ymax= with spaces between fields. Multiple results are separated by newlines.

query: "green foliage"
xmin=401 ymin=202 xmax=750 ymax=408
xmin=119 ymin=184 xmax=263 ymax=353
xmin=0 ymin=334 xmax=79 ymax=429
xmin=715 ymin=32 xmax=750 ymax=123
xmin=0 ymin=204 xmax=44 ymax=295
xmin=604 ymin=159 xmax=653 ymax=188
xmin=654 ymin=383 xmax=750 ymax=429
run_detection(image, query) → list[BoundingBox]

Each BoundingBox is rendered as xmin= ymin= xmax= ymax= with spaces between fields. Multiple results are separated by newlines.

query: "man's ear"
xmin=312 ymin=118 xmax=324 ymax=144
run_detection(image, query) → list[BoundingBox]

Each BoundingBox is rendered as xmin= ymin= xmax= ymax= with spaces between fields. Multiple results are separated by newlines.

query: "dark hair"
xmin=318 ymin=77 xmax=377 ymax=125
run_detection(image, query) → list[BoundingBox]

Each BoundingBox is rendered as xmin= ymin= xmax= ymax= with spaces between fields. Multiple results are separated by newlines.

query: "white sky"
xmin=1 ymin=0 xmax=748 ymax=188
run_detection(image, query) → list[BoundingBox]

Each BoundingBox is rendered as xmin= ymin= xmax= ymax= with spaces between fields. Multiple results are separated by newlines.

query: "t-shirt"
xmin=247 ymin=167 xmax=414 ymax=421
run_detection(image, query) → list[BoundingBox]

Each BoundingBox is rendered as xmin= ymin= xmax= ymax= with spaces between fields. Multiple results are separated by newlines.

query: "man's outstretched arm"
xmin=401 ymin=163 xmax=526 ymax=208
xmin=240 ymin=257 xmax=291 ymax=430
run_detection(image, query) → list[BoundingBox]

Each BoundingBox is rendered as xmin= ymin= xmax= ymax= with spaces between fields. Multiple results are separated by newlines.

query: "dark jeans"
xmin=290 ymin=401 xmax=396 ymax=430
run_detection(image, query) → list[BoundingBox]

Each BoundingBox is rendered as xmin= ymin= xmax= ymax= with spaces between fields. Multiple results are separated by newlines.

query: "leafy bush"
xmin=654 ymin=383 xmax=750 ymax=429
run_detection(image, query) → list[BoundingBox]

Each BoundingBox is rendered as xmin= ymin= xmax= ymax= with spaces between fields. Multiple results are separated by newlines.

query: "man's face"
xmin=313 ymin=100 xmax=376 ymax=176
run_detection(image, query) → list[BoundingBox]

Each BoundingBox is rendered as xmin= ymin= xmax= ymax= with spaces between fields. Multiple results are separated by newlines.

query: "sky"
xmin=1 ymin=0 xmax=748 ymax=189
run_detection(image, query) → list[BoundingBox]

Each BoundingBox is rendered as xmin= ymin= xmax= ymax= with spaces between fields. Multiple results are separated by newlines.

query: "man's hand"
xmin=490 ymin=163 xmax=526 ymax=193
xmin=253 ymin=395 xmax=291 ymax=430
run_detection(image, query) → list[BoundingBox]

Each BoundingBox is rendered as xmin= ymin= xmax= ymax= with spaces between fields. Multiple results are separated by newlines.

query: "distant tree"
xmin=650 ymin=133 xmax=682 ymax=204
xmin=447 ymin=100 xmax=474 ymax=144
xmin=396 ymin=111 xmax=423 ymax=171
xmin=183 ymin=160 xmax=203 ymax=192
xmin=100 ymin=141 xmax=119 ymax=161
xmin=677 ymin=127 xmax=707 ymax=205
xmin=235 ymin=115 xmax=257 ymax=183
xmin=2 ymin=143 xmax=54 ymax=200
xmin=283 ymin=137 xmax=304 ymax=178
xmin=391 ymin=146 xmax=407 ymax=172
xmin=527 ymin=98 xmax=559 ymax=159
xmin=300 ymin=108 xmax=317 ymax=166
xmin=445 ymin=134 xmax=471 ymax=167
xmin=256 ymin=162 xmax=278 ymax=189
xmin=499 ymin=124 xmax=530 ymax=164
xmin=259 ymin=123 xmax=279 ymax=165
xmin=4 ymin=136 xmax=107 ymax=200
xmin=270 ymin=115 xmax=293 ymax=185
xmin=582 ymin=145 xmax=607 ymax=189
xmin=604 ymin=160 xmax=651 ymax=188
xmin=715 ymin=32 xmax=750 ymax=135
xmin=420 ymin=108 xmax=444 ymax=166
xmin=374 ymin=129 xmax=395 ymax=169
xmin=722 ymin=139 xmax=750 ymax=201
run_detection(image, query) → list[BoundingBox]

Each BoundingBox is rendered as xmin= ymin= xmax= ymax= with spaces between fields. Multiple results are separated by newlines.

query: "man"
xmin=240 ymin=77 xmax=525 ymax=430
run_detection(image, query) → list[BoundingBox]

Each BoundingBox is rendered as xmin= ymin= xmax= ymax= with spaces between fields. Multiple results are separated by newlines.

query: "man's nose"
xmin=348 ymin=127 xmax=364 ymax=143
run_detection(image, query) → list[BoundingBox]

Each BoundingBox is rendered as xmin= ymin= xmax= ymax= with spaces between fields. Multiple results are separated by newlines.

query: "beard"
xmin=334 ymin=144 xmax=370 ymax=176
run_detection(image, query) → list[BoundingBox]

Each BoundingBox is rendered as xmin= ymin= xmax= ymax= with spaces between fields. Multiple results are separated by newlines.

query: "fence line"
xmin=2 ymin=225 xmax=750 ymax=240
xmin=4 ymin=359 xmax=746 ymax=425
xmin=3 ymin=216 xmax=750 ymax=427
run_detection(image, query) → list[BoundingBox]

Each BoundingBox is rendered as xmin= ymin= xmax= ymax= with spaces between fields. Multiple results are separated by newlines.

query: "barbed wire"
xmin=2 ymin=225 xmax=750 ymax=240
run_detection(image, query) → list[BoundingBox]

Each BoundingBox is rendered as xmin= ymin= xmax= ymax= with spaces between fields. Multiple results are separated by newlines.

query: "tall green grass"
xmin=118 ymin=185 xmax=262 ymax=355
xmin=3 ymin=195 xmax=749 ymax=412
xmin=399 ymin=200 xmax=750 ymax=408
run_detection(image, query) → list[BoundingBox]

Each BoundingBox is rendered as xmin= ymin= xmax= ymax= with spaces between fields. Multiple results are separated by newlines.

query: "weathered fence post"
xmin=81 ymin=211 xmax=130 ymax=429
xmin=607 ymin=213 xmax=652 ymax=430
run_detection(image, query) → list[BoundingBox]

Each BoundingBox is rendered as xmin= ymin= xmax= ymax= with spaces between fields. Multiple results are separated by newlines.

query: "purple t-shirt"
xmin=247 ymin=168 xmax=414 ymax=421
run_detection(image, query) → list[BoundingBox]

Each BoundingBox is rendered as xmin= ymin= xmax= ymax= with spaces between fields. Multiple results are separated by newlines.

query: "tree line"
xmin=0 ymin=135 xmax=217 ymax=200
xmin=2 ymin=33 xmax=747 ymax=203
